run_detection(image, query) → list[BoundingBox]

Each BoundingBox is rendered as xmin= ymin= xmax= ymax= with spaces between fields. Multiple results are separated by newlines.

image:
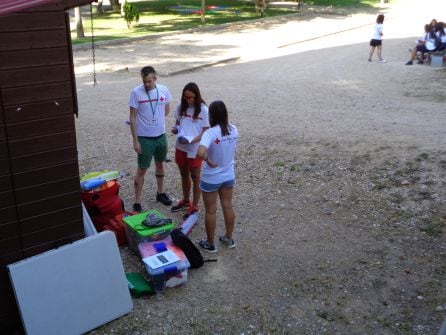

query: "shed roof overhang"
xmin=0 ymin=0 xmax=94 ymax=16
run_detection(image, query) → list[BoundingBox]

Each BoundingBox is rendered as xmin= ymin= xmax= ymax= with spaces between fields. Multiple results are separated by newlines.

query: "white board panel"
xmin=82 ymin=202 xmax=98 ymax=237
xmin=8 ymin=231 xmax=133 ymax=335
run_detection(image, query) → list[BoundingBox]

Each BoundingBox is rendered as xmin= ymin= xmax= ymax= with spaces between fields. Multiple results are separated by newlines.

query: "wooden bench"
xmin=429 ymin=50 xmax=446 ymax=67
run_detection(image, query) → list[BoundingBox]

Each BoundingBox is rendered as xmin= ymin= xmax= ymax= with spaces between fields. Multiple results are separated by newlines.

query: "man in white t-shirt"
xmin=128 ymin=66 xmax=172 ymax=212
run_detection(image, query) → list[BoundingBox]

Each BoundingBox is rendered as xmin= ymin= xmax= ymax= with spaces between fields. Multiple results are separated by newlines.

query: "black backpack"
xmin=170 ymin=228 xmax=216 ymax=268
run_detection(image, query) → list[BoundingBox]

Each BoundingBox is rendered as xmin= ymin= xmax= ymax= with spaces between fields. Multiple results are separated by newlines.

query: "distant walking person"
xmin=196 ymin=101 xmax=238 ymax=253
xmin=368 ymin=14 xmax=386 ymax=63
xmin=128 ymin=66 xmax=173 ymax=212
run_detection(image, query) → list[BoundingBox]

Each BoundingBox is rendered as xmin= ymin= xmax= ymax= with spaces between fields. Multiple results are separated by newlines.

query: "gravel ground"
xmin=75 ymin=1 xmax=446 ymax=334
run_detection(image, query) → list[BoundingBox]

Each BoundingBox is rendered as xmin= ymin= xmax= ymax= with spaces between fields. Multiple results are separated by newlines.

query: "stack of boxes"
xmin=123 ymin=210 xmax=190 ymax=291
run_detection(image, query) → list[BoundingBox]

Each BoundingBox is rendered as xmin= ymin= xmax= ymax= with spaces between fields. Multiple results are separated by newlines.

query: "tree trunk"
xmin=75 ymin=7 xmax=84 ymax=38
xmin=97 ymin=0 xmax=104 ymax=15
xmin=201 ymin=0 xmax=205 ymax=24
xmin=255 ymin=0 xmax=266 ymax=17
xmin=110 ymin=0 xmax=120 ymax=12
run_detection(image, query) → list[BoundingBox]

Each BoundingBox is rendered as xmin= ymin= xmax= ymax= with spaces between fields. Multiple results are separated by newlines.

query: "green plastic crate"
xmin=123 ymin=210 xmax=175 ymax=252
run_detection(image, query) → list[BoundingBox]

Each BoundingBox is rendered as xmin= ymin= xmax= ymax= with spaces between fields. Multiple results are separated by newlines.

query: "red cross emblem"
xmin=214 ymin=138 xmax=220 ymax=144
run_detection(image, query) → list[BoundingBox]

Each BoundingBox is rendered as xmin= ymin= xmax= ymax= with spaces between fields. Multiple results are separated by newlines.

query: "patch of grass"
xmin=397 ymin=322 xmax=412 ymax=332
xmin=73 ymin=0 xmax=299 ymax=44
xmin=73 ymin=0 xmax=382 ymax=44
xmin=389 ymin=193 xmax=404 ymax=204
xmin=307 ymin=0 xmax=380 ymax=6
xmin=420 ymin=218 xmax=445 ymax=237
xmin=376 ymin=316 xmax=391 ymax=327
xmin=390 ymin=209 xmax=412 ymax=223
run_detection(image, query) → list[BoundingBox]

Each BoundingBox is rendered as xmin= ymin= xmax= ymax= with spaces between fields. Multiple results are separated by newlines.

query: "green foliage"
xmin=123 ymin=0 xmax=140 ymax=28
xmin=304 ymin=0 xmax=381 ymax=6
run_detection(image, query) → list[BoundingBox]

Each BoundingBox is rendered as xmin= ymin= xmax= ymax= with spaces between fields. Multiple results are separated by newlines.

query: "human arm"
xmin=190 ymin=126 xmax=209 ymax=144
xmin=129 ymin=107 xmax=142 ymax=154
xmin=188 ymin=104 xmax=209 ymax=144
xmin=171 ymin=109 xmax=180 ymax=135
xmin=171 ymin=120 xmax=180 ymax=134
xmin=178 ymin=127 xmax=209 ymax=144
xmin=418 ymin=34 xmax=427 ymax=45
xmin=197 ymin=144 xmax=217 ymax=168
xmin=164 ymin=102 xmax=171 ymax=117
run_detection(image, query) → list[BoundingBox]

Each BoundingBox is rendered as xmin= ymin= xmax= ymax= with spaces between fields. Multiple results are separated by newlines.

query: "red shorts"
xmin=175 ymin=149 xmax=203 ymax=168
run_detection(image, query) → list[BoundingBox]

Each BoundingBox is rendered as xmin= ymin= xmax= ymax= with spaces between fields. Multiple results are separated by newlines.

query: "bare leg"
xmin=410 ymin=48 xmax=418 ymax=61
xmin=134 ymin=167 xmax=147 ymax=204
xmin=377 ymin=45 xmax=383 ymax=60
xmin=369 ymin=46 xmax=375 ymax=60
xmin=202 ymin=190 xmax=218 ymax=245
xmin=218 ymin=186 xmax=235 ymax=239
xmin=178 ymin=165 xmax=191 ymax=201
xmin=190 ymin=166 xmax=201 ymax=208
xmin=154 ymin=161 xmax=164 ymax=193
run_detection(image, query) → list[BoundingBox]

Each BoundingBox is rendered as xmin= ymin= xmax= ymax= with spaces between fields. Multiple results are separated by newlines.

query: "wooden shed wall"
xmin=0 ymin=5 xmax=85 ymax=330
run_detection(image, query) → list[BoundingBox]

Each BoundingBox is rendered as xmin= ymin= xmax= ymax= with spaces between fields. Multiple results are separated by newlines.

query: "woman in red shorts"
xmin=171 ymin=83 xmax=209 ymax=219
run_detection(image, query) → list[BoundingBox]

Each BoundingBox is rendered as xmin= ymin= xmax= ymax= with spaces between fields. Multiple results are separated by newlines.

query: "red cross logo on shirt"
xmin=214 ymin=138 xmax=220 ymax=144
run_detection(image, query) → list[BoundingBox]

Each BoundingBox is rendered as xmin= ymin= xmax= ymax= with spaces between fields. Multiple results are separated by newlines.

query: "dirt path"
xmin=75 ymin=1 xmax=446 ymax=334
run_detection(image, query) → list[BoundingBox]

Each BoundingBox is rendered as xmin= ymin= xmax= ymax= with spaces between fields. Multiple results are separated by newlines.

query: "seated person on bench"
xmin=434 ymin=22 xmax=446 ymax=51
xmin=406 ymin=24 xmax=437 ymax=65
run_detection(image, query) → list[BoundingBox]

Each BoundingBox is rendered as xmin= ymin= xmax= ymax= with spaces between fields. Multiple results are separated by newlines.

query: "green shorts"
xmin=137 ymin=134 xmax=168 ymax=169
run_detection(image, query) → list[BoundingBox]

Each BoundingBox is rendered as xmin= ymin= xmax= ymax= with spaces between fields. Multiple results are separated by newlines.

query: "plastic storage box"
xmin=123 ymin=210 xmax=175 ymax=252
xmin=138 ymin=238 xmax=190 ymax=291
xmin=103 ymin=211 xmax=133 ymax=246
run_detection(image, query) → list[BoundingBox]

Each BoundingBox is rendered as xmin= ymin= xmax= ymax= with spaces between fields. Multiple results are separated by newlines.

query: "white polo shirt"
xmin=174 ymin=103 xmax=209 ymax=158
xmin=128 ymin=84 xmax=172 ymax=137
xmin=199 ymin=124 xmax=238 ymax=184
xmin=372 ymin=23 xmax=383 ymax=40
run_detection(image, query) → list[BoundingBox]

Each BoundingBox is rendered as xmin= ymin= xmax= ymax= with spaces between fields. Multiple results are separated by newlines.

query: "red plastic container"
xmin=81 ymin=180 xmax=120 ymax=210
xmin=82 ymin=181 xmax=124 ymax=231
xmin=104 ymin=218 xmax=127 ymax=246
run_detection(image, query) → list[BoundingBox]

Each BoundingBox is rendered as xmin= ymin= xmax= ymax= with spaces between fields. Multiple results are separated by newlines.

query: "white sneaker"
xmin=378 ymin=59 xmax=387 ymax=63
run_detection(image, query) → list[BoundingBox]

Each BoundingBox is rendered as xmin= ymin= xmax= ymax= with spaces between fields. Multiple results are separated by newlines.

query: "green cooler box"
xmin=123 ymin=210 xmax=175 ymax=252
